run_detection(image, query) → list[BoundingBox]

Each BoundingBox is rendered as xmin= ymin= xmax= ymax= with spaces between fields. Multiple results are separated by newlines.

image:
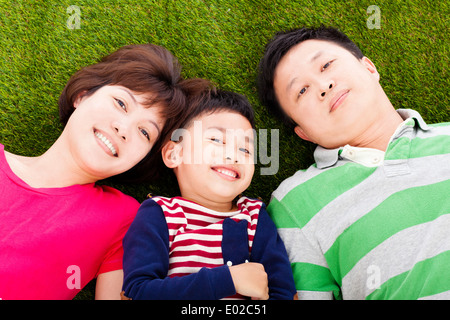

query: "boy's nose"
xmin=225 ymin=156 xmax=238 ymax=164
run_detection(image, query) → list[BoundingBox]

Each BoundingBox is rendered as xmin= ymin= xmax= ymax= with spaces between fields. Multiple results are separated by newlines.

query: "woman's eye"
xmin=298 ymin=87 xmax=307 ymax=98
xmin=140 ymin=128 xmax=150 ymax=141
xmin=115 ymin=98 xmax=126 ymax=111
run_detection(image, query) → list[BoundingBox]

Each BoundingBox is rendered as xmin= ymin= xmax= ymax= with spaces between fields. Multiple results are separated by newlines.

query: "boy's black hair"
xmin=257 ymin=25 xmax=364 ymax=129
xmin=179 ymin=86 xmax=255 ymax=131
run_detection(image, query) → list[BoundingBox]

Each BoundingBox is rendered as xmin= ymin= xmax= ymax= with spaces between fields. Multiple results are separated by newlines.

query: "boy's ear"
xmin=162 ymin=140 xmax=182 ymax=169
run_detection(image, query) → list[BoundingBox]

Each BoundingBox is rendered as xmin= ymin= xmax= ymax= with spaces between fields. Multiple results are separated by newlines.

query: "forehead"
xmin=275 ymin=40 xmax=353 ymax=77
xmin=189 ymin=111 xmax=254 ymax=139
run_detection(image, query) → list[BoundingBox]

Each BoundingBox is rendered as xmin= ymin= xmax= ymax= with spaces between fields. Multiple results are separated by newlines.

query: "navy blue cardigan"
xmin=122 ymin=198 xmax=296 ymax=300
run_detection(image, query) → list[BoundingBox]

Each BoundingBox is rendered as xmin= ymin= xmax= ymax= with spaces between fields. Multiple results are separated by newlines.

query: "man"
xmin=257 ymin=26 xmax=450 ymax=299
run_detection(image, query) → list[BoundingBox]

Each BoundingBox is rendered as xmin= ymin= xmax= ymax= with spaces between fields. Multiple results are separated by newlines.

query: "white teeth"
xmin=95 ymin=131 xmax=117 ymax=156
xmin=215 ymin=168 xmax=238 ymax=178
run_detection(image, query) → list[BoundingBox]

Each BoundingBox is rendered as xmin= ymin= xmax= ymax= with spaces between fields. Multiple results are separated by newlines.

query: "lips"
xmin=94 ymin=129 xmax=118 ymax=157
xmin=211 ymin=166 xmax=240 ymax=181
xmin=330 ymin=89 xmax=349 ymax=113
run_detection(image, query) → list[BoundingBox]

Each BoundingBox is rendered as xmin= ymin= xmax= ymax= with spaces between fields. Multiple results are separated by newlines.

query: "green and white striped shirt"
xmin=268 ymin=109 xmax=450 ymax=300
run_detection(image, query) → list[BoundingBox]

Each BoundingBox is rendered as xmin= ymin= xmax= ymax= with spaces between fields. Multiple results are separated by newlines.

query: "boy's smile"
xmin=211 ymin=165 xmax=240 ymax=180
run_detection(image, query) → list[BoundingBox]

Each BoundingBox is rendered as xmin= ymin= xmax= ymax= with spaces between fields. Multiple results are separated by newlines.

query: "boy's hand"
xmin=229 ymin=262 xmax=269 ymax=300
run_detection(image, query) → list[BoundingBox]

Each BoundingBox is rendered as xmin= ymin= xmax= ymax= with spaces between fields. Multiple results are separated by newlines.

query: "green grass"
xmin=0 ymin=0 xmax=448 ymax=299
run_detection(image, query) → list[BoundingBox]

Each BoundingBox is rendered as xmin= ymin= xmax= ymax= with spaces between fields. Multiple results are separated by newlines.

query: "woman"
xmin=0 ymin=44 xmax=206 ymax=299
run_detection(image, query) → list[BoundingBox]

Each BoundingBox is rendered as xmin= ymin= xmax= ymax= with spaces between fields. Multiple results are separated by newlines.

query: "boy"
xmin=257 ymin=26 xmax=450 ymax=299
xmin=121 ymin=87 xmax=296 ymax=299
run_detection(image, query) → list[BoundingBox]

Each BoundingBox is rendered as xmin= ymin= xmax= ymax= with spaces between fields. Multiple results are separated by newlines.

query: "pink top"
xmin=0 ymin=144 xmax=140 ymax=299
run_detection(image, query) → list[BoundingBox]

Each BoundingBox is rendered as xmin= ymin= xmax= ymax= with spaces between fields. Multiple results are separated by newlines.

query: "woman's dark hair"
xmin=59 ymin=43 xmax=210 ymax=183
xmin=257 ymin=26 xmax=364 ymax=129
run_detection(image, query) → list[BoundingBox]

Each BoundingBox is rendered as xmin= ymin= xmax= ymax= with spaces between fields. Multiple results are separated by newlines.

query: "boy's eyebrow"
xmin=207 ymin=126 xmax=254 ymax=144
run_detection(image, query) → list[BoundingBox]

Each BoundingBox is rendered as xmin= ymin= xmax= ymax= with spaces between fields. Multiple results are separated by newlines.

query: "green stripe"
xmin=385 ymin=135 xmax=450 ymax=160
xmin=366 ymin=250 xmax=450 ymax=300
xmin=267 ymin=197 xmax=302 ymax=229
xmin=325 ymin=179 xmax=450 ymax=285
xmin=291 ymin=262 xmax=341 ymax=299
xmin=269 ymin=163 xmax=376 ymax=228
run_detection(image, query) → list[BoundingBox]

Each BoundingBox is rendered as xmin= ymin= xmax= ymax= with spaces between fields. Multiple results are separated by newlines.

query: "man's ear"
xmin=361 ymin=56 xmax=380 ymax=81
xmin=162 ymin=140 xmax=182 ymax=169
xmin=294 ymin=126 xmax=312 ymax=142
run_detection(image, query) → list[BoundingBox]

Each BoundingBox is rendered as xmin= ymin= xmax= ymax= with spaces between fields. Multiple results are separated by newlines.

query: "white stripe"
xmin=170 ymin=244 xmax=222 ymax=253
xmin=168 ymin=266 xmax=203 ymax=275
xmin=277 ymin=228 xmax=329 ymax=268
xmin=297 ymin=290 xmax=333 ymax=300
xmin=169 ymin=255 xmax=223 ymax=265
xmin=174 ymin=233 xmax=223 ymax=242
xmin=419 ymin=290 xmax=450 ymax=300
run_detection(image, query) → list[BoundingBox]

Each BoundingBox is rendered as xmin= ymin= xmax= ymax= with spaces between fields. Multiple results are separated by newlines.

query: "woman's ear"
xmin=162 ymin=140 xmax=182 ymax=169
xmin=73 ymin=90 xmax=88 ymax=109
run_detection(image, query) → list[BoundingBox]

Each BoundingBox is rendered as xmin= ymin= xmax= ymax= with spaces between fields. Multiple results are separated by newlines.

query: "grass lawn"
xmin=0 ymin=0 xmax=448 ymax=299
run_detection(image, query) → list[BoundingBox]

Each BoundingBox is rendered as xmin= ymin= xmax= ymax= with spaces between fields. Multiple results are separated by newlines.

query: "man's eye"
xmin=321 ymin=60 xmax=334 ymax=71
xmin=115 ymin=98 xmax=126 ymax=111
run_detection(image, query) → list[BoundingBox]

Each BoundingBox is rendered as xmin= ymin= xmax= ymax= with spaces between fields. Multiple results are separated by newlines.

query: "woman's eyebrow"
xmin=118 ymin=88 xmax=138 ymax=105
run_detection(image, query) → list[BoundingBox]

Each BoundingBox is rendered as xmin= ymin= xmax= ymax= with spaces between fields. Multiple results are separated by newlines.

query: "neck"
xmin=5 ymin=139 xmax=98 ymax=188
xmin=351 ymin=103 xmax=404 ymax=151
xmin=179 ymin=193 xmax=237 ymax=212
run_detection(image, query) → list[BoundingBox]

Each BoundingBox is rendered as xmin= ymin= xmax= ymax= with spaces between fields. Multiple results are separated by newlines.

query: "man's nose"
xmin=320 ymin=80 xmax=335 ymax=98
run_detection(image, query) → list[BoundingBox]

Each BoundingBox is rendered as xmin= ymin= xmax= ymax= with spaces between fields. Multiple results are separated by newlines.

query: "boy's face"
xmin=273 ymin=39 xmax=382 ymax=149
xmin=168 ymin=111 xmax=255 ymax=209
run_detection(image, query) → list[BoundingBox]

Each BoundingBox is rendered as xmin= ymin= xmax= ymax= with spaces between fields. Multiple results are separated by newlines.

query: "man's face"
xmin=274 ymin=40 xmax=382 ymax=149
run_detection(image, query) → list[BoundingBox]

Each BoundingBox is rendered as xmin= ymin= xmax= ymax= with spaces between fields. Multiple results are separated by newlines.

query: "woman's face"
xmin=62 ymin=85 xmax=165 ymax=181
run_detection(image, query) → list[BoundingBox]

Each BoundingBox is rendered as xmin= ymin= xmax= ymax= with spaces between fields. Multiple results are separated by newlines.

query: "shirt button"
xmin=226 ymin=261 xmax=233 ymax=266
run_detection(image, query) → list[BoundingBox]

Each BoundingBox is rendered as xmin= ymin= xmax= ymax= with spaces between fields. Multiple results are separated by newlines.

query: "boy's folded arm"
xmin=122 ymin=199 xmax=236 ymax=300
xmin=250 ymin=204 xmax=297 ymax=300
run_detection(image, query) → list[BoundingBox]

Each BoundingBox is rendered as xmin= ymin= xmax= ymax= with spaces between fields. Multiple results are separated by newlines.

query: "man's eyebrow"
xmin=310 ymin=50 xmax=323 ymax=63
xmin=286 ymin=51 xmax=324 ymax=93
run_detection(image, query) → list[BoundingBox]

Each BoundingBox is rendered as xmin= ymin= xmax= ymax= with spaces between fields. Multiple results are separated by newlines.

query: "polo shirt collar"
xmin=314 ymin=109 xmax=430 ymax=169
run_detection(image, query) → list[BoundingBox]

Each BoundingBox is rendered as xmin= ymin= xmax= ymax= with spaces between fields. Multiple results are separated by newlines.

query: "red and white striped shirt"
xmin=152 ymin=196 xmax=262 ymax=278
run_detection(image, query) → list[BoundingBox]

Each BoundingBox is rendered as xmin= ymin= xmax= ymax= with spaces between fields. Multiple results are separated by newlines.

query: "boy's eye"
xmin=239 ymin=147 xmax=251 ymax=155
xmin=210 ymin=137 xmax=224 ymax=144
xmin=115 ymin=98 xmax=127 ymax=111
xmin=140 ymin=128 xmax=150 ymax=141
